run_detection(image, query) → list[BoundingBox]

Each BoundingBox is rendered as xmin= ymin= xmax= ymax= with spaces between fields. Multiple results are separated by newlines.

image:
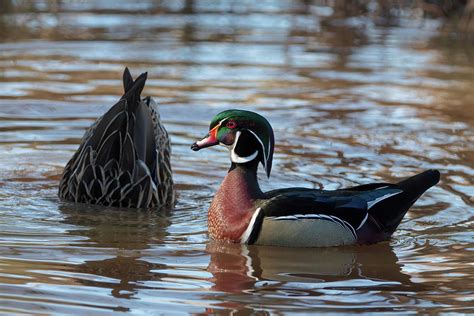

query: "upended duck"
xmin=59 ymin=68 xmax=174 ymax=208
xmin=191 ymin=109 xmax=440 ymax=247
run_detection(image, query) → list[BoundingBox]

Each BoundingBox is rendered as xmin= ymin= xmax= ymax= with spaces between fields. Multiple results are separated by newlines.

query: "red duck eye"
xmin=226 ymin=120 xmax=237 ymax=129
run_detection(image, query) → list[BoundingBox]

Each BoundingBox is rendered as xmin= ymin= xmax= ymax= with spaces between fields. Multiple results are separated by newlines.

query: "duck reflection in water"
xmin=206 ymin=240 xmax=424 ymax=293
xmin=58 ymin=203 xmax=171 ymax=299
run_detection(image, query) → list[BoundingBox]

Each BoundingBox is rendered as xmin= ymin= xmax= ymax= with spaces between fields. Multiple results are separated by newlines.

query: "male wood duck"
xmin=59 ymin=68 xmax=174 ymax=208
xmin=191 ymin=109 xmax=440 ymax=247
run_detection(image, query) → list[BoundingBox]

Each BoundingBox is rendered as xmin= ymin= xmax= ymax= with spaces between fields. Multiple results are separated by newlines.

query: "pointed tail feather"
xmin=83 ymin=68 xmax=151 ymax=165
xmin=369 ymin=169 xmax=440 ymax=236
xmin=122 ymin=70 xmax=147 ymax=109
xmin=396 ymin=169 xmax=440 ymax=203
xmin=123 ymin=67 xmax=134 ymax=92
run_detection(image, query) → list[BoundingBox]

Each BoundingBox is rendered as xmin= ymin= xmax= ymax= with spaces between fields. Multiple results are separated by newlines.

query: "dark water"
xmin=0 ymin=1 xmax=473 ymax=313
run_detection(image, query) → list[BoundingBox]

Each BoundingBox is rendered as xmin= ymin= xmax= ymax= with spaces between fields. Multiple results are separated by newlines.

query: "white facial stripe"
xmin=231 ymin=150 xmax=258 ymax=163
xmin=231 ymin=130 xmax=241 ymax=151
xmin=244 ymin=129 xmax=267 ymax=170
xmin=230 ymin=131 xmax=258 ymax=163
xmin=218 ymin=118 xmax=227 ymax=126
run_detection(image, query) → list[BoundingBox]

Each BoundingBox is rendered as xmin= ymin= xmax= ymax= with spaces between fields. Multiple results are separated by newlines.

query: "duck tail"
xmin=121 ymin=68 xmax=157 ymax=176
xmin=368 ymin=169 xmax=440 ymax=236
xmin=396 ymin=169 xmax=440 ymax=202
xmin=121 ymin=67 xmax=147 ymax=109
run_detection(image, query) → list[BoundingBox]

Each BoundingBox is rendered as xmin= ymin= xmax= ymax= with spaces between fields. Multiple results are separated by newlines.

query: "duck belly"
xmin=254 ymin=217 xmax=357 ymax=247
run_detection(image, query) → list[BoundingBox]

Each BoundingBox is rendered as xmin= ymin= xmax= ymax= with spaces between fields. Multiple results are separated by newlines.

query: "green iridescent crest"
xmin=210 ymin=109 xmax=274 ymax=177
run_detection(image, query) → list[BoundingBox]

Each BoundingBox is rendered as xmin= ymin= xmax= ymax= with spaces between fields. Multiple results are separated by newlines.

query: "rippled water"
xmin=0 ymin=1 xmax=473 ymax=313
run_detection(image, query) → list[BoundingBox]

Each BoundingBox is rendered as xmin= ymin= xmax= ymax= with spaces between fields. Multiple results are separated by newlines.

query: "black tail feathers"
xmin=369 ymin=169 xmax=440 ymax=236
xmin=122 ymin=68 xmax=156 ymax=170
xmin=122 ymin=67 xmax=148 ymax=107
xmin=84 ymin=67 xmax=150 ymax=154
xmin=396 ymin=169 xmax=440 ymax=202
xmin=123 ymin=67 xmax=134 ymax=92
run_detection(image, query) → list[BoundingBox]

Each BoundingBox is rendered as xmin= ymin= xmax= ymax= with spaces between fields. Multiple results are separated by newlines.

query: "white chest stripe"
xmin=367 ymin=191 xmax=402 ymax=209
xmin=240 ymin=207 xmax=262 ymax=243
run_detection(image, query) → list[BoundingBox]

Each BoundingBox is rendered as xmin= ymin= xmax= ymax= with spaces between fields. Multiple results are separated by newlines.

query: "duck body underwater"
xmin=192 ymin=109 xmax=440 ymax=247
xmin=59 ymin=68 xmax=174 ymax=208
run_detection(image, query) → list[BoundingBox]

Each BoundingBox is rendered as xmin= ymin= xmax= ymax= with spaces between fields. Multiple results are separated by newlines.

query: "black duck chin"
xmin=59 ymin=68 xmax=174 ymax=209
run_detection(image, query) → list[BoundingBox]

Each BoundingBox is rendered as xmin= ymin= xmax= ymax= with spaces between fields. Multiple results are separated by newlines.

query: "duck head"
xmin=191 ymin=109 xmax=274 ymax=177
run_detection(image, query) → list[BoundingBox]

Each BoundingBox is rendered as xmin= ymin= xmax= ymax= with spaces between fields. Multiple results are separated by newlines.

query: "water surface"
xmin=0 ymin=1 xmax=473 ymax=314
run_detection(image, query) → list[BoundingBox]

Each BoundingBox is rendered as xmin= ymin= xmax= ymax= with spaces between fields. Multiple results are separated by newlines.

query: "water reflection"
xmin=59 ymin=203 xmax=170 ymax=298
xmin=59 ymin=203 xmax=171 ymax=249
xmin=207 ymin=241 xmax=423 ymax=293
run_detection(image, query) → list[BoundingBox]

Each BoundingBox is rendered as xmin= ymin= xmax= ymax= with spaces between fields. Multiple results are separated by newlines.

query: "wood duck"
xmin=59 ymin=68 xmax=174 ymax=208
xmin=191 ymin=109 xmax=440 ymax=247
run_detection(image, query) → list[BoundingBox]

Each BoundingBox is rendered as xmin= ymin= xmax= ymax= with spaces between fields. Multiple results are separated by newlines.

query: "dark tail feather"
xmin=121 ymin=68 xmax=156 ymax=173
xmin=121 ymin=69 xmax=148 ymax=109
xmin=85 ymin=68 xmax=150 ymax=157
xmin=123 ymin=67 xmax=134 ymax=92
xmin=369 ymin=169 xmax=440 ymax=236
xmin=396 ymin=169 xmax=440 ymax=203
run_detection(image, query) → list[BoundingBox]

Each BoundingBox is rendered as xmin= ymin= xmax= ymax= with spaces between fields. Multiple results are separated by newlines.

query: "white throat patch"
xmin=229 ymin=131 xmax=258 ymax=163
